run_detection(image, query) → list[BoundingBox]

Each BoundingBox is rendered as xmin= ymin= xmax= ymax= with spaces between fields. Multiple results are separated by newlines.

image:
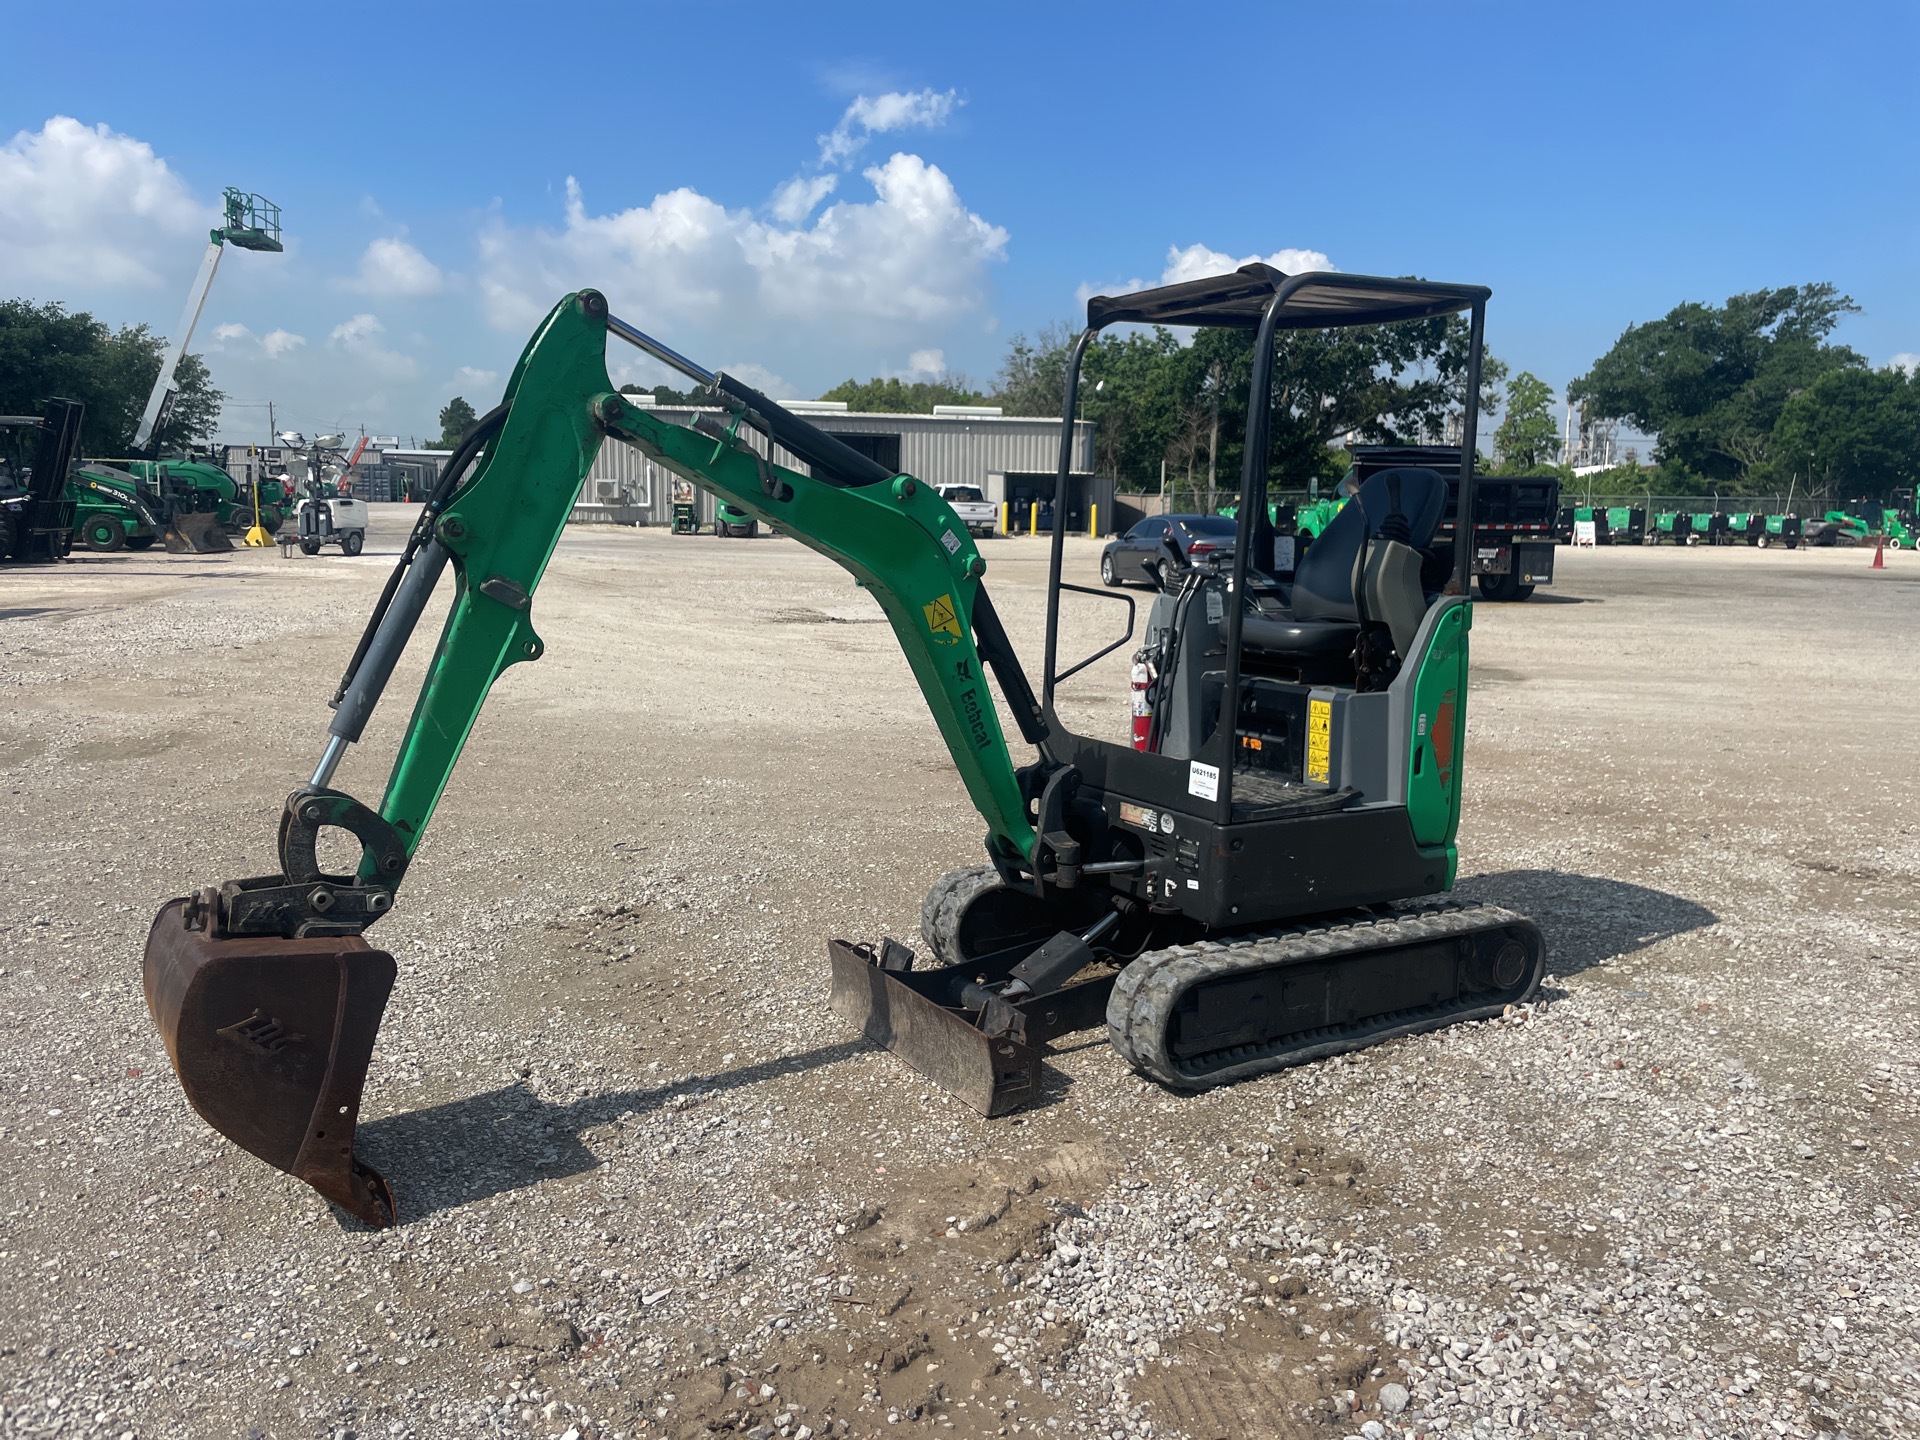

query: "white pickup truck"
xmin=937 ymin=484 xmax=998 ymax=538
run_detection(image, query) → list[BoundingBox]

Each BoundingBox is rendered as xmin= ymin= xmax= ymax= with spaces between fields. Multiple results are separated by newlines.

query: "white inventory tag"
xmin=1272 ymin=536 xmax=1295 ymax=572
xmin=940 ymin=529 xmax=961 ymax=555
xmin=1188 ymin=760 xmax=1219 ymax=801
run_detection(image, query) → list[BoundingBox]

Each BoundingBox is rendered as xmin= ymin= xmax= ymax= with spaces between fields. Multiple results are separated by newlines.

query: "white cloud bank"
xmin=213 ymin=321 xmax=307 ymax=358
xmin=1083 ymin=243 xmax=1336 ymax=310
xmin=1159 ymin=242 xmax=1333 ymax=286
xmin=328 ymin=313 xmax=417 ymax=378
xmin=1891 ymin=353 xmax=1919 ymax=376
xmin=344 ymin=236 xmax=445 ymax=297
xmin=0 ymin=116 xmax=212 ymax=290
xmin=477 ymin=152 xmax=1007 ymax=366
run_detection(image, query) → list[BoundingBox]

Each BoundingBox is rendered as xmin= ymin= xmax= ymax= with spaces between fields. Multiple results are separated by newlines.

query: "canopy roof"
xmin=1084 ymin=264 xmax=1489 ymax=332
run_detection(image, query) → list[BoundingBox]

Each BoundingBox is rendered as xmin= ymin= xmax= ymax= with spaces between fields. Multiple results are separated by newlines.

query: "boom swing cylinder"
xmin=142 ymin=270 xmax=1542 ymax=1228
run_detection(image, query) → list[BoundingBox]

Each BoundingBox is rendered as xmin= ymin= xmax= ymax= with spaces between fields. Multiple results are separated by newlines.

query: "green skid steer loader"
xmin=142 ymin=269 xmax=1543 ymax=1227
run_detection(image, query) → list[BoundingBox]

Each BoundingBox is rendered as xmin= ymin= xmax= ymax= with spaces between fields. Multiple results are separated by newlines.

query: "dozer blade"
xmin=142 ymin=897 xmax=399 ymax=1226
xmin=827 ymin=939 xmax=1043 ymax=1116
xmin=164 ymin=511 xmax=234 ymax=554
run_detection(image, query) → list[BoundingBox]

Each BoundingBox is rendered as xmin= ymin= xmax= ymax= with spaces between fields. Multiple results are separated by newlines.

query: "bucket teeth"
xmin=142 ymin=898 xmax=398 ymax=1227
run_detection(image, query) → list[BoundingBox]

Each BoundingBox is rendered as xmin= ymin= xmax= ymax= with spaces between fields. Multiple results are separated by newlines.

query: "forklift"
xmin=0 ymin=401 xmax=83 ymax=562
xmin=142 ymin=267 xmax=1542 ymax=1226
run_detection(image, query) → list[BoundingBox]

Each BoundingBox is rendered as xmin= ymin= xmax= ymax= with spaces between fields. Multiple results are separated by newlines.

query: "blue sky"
xmin=3 ymin=0 xmax=1915 ymax=447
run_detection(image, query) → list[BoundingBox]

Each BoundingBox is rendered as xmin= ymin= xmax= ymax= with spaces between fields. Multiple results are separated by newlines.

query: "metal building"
xmin=573 ymin=399 xmax=1106 ymax=531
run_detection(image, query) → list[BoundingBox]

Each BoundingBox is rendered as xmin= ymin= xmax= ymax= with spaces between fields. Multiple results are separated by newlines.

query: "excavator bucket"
xmin=164 ymin=510 xmax=233 ymax=554
xmin=142 ymin=897 xmax=399 ymax=1227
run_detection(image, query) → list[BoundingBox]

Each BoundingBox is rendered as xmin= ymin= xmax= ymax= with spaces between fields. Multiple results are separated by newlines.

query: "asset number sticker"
xmin=1306 ymin=698 xmax=1332 ymax=784
xmin=940 ymin=529 xmax=961 ymax=555
xmin=1187 ymin=761 xmax=1219 ymax=801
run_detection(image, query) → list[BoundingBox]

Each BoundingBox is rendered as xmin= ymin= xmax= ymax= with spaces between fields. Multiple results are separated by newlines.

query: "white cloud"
xmin=328 ymin=312 xmax=417 ymax=378
xmin=477 ymin=154 xmax=1007 ymax=379
xmin=209 ymin=321 xmax=307 ymax=359
xmin=769 ymin=173 xmax=838 ymax=224
xmin=1158 ymin=242 xmax=1333 ymax=286
xmin=0 ymin=116 xmax=211 ymax=290
xmin=1891 ymin=352 xmax=1919 ymax=376
xmin=818 ymin=88 xmax=958 ymax=166
xmin=903 ymin=348 xmax=945 ymax=378
xmin=1077 ymin=243 xmax=1337 ymax=321
xmin=345 ymin=236 xmax=444 ymax=297
xmin=451 ymin=365 xmax=498 ymax=393
xmin=720 ymin=362 xmax=796 ymax=398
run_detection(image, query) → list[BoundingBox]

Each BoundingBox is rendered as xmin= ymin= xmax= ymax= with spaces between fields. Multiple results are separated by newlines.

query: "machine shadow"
xmin=351 ymin=1038 xmax=871 ymax=1226
xmin=1455 ymin=868 xmax=1718 ymax=979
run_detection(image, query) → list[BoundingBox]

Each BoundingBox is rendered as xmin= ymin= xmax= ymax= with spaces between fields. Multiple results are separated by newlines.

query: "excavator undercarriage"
xmin=143 ymin=268 xmax=1543 ymax=1225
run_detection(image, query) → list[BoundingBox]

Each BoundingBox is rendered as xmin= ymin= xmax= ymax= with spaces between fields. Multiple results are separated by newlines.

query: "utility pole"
xmin=267 ymin=400 xmax=275 ymax=446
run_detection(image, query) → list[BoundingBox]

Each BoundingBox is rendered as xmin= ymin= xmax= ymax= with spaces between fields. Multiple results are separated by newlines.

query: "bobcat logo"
xmin=217 ymin=1009 xmax=303 ymax=1055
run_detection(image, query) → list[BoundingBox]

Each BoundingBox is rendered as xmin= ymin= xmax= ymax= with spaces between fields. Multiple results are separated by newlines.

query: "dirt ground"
xmin=1 ymin=516 xmax=1916 ymax=1440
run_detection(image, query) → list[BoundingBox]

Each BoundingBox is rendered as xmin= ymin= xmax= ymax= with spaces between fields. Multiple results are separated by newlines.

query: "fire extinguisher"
xmin=1131 ymin=655 xmax=1154 ymax=751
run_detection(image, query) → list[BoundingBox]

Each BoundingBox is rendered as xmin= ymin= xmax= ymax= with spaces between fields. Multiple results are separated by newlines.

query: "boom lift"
xmin=143 ymin=269 xmax=1543 ymax=1227
xmin=130 ymin=188 xmax=281 ymax=453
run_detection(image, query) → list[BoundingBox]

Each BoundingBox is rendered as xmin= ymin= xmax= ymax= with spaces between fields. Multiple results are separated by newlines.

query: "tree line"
xmin=0 ymin=299 xmax=222 ymax=456
xmin=813 ymin=281 xmax=1918 ymax=505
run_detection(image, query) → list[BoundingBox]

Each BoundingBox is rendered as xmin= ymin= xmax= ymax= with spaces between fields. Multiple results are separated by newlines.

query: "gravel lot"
xmin=2 ymin=515 xmax=1915 ymax=1440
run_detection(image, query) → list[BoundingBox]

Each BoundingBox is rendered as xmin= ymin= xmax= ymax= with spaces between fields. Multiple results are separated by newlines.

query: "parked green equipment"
xmin=714 ymin=499 xmax=758 ymax=537
xmin=1604 ymin=506 xmax=1645 ymax=544
xmin=670 ymin=478 xmax=700 ymax=533
xmin=1687 ymin=511 xmax=1728 ymax=546
xmin=1651 ymin=511 xmax=1691 ymax=545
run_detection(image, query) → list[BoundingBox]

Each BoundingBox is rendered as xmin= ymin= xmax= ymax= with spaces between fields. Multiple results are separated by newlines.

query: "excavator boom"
xmin=143 ymin=290 xmax=1048 ymax=1224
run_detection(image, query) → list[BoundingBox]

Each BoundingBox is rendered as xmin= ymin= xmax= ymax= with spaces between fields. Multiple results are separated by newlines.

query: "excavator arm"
xmin=360 ymin=291 xmax=1041 ymax=879
xmin=141 ymin=289 xmax=1057 ymax=1225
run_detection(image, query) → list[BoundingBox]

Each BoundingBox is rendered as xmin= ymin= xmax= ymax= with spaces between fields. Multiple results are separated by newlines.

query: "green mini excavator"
xmin=143 ymin=268 xmax=1544 ymax=1227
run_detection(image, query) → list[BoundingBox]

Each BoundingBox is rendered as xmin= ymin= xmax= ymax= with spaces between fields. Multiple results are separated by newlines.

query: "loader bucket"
xmin=142 ymin=897 xmax=399 ymax=1226
xmin=164 ymin=510 xmax=234 ymax=554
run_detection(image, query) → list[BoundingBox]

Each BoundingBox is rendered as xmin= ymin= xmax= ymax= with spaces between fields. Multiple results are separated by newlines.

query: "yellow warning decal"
xmin=1306 ymin=698 xmax=1332 ymax=784
xmin=923 ymin=593 xmax=963 ymax=644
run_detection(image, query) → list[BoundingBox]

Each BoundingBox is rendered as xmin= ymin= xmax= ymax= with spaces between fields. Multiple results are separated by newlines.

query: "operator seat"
xmin=1241 ymin=467 xmax=1450 ymax=659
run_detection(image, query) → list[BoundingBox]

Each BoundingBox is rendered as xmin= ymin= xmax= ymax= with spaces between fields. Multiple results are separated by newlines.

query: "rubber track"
xmin=919 ymin=866 xmax=1004 ymax=970
xmin=1106 ymin=901 xmax=1543 ymax=1090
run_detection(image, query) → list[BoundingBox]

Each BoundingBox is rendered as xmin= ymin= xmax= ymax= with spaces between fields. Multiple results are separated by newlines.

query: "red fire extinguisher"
xmin=1131 ymin=657 xmax=1154 ymax=751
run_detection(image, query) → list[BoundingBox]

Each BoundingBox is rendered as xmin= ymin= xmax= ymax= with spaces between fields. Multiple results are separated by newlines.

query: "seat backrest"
xmin=1292 ymin=467 xmax=1449 ymax=622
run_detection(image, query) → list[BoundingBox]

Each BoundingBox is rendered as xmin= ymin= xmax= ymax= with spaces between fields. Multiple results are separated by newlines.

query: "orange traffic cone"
xmin=1872 ymin=541 xmax=1886 ymax=569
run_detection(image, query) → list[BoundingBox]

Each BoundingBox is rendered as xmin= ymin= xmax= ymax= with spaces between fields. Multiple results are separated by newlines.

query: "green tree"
xmin=0 ymin=298 xmax=225 ymax=454
xmin=990 ymin=311 xmax=1501 ymax=497
xmin=1770 ymin=366 xmax=1920 ymax=500
xmin=618 ymin=381 xmax=711 ymax=406
xmin=1569 ymin=284 xmax=1863 ymax=484
xmin=1492 ymin=371 xmax=1561 ymax=472
xmin=437 ymin=395 xmax=478 ymax=448
xmin=992 ymin=321 xmax=1080 ymax=418
xmin=817 ymin=374 xmax=987 ymax=412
